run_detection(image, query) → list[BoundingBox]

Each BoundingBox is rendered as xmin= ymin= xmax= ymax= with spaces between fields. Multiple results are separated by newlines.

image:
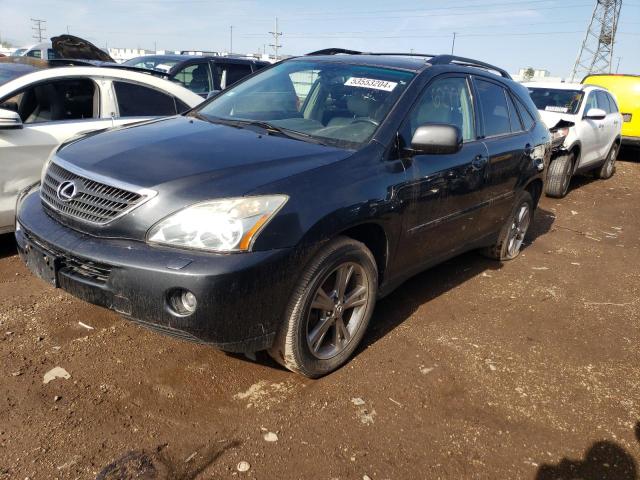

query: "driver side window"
xmin=0 ymin=78 xmax=98 ymax=124
xmin=408 ymin=76 xmax=475 ymax=142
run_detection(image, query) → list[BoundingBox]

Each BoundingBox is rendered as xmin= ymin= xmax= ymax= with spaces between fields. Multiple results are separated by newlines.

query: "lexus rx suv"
xmin=16 ymin=50 xmax=550 ymax=377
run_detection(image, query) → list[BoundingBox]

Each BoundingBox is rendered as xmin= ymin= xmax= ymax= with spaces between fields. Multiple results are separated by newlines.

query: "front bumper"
xmin=16 ymin=192 xmax=303 ymax=352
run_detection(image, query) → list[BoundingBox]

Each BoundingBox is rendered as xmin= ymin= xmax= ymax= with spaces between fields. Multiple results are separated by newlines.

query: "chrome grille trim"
xmin=40 ymin=156 xmax=157 ymax=226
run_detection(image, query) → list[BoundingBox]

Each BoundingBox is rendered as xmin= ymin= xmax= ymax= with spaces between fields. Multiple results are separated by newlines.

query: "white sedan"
xmin=526 ymin=82 xmax=622 ymax=198
xmin=0 ymin=59 xmax=203 ymax=233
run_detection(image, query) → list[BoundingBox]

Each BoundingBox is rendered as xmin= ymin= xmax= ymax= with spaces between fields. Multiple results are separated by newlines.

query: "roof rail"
xmin=306 ymin=48 xmax=363 ymax=56
xmin=429 ymin=55 xmax=511 ymax=79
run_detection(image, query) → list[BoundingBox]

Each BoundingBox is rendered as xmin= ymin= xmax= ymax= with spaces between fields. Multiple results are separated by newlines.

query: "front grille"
xmin=41 ymin=162 xmax=146 ymax=225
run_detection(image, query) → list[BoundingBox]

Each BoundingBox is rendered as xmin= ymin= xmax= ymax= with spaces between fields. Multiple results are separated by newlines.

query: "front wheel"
xmin=545 ymin=153 xmax=574 ymax=198
xmin=482 ymin=191 xmax=533 ymax=261
xmin=596 ymin=143 xmax=618 ymax=179
xmin=268 ymin=237 xmax=378 ymax=378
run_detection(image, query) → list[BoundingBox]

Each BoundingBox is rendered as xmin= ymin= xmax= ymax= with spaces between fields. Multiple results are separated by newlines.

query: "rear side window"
xmin=172 ymin=63 xmax=212 ymax=94
xmin=113 ymin=82 xmax=177 ymax=117
xmin=505 ymin=93 xmax=524 ymax=132
xmin=607 ymin=93 xmax=619 ymax=113
xmin=475 ymin=79 xmax=511 ymax=137
xmin=514 ymin=97 xmax=536 ymax=130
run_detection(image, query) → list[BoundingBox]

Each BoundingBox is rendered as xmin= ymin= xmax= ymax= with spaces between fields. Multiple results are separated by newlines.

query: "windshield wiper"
xmin=191 ymin=114 xmax=329 ymax=146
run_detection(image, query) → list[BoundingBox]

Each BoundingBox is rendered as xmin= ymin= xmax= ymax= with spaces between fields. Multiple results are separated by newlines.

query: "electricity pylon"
xmin=570 ymin=0 xmax=622 ymax=82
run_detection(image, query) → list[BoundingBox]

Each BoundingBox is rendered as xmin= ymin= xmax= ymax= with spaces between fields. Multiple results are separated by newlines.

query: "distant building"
xmin=0 ymin=45 xmax=16 ymax=56
xmin=511 ymin=67 xmax=566 ymax=83
xmin=107 ymin=47 xmax=156 ymax=63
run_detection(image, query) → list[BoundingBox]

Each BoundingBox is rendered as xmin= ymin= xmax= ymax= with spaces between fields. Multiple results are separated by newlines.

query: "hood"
xmin=538 ymin=110 xmax=578 ymax=130
xmin=51 ymin=34 xmax=115 ymax=62
xmin=53 ymin=116 xmax=353 ymax=238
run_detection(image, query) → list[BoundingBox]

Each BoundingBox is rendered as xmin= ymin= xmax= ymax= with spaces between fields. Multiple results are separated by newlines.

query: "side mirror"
xmin=585 ymin=108 xmax=606 ymax=120
xmin=410 ymin=123 xmax=462 ymax=155
xmin=0 ymin=108 xmax=23 ymax=130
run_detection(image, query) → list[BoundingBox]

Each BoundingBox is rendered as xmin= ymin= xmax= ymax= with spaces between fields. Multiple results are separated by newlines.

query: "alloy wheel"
xmin=306 ymin=262 xmax=370 ymax=360
xmin=506 ymin=203 xmax=531 ymax=258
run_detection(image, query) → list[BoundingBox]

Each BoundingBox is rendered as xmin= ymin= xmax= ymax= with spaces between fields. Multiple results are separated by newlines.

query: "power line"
xmin=269 ymin=17 xmax=282 ymax=60
xmin=31 ymin=18 xmax=46 ymax=42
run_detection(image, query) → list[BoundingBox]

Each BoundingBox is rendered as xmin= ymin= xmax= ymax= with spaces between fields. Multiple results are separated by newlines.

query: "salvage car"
xmin=16 ymin=50 xmax=549 ymax=377
xmin=0 ymin=58 xmax=203 ymax=234
xmin=123 ymin=54 xmax=269 ymax=97
xmin=526 ymin=82 xmax=622 ymax=197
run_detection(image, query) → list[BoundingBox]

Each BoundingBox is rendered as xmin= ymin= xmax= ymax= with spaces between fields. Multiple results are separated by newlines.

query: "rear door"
xmin=472 ymin=77 xmax=529 ymax=235
xmin=393 ymin=74 xmax=489 ymax=269
xmin=596 ymin=90 xmax=619 ymax=154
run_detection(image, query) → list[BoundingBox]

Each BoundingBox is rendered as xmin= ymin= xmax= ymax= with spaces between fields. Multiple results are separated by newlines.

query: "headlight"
xmin=146 ymin=195 xmax=288 ymax=252
xmin=551 ymin=127 xmax=569 ymax=142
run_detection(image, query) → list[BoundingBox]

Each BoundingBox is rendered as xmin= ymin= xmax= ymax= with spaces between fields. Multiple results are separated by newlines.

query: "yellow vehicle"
xmin=582 ymin=74 xmax=640 ymax=148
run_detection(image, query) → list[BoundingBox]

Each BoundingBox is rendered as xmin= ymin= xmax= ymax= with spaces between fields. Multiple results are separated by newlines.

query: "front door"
xmin=394 ymin=74 xmax=489 ymax=271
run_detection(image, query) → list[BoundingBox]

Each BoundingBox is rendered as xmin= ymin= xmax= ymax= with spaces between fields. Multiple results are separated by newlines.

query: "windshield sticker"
xmin=345 ymin=77 xmax=398 ymax=92
xmin=545 ymin=105 xmax=569 ymax=113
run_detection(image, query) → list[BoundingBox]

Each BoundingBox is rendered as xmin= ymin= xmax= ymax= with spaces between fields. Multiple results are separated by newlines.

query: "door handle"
xmin=598 ymin=124 xmax=604 ymax=129
xmin=472 ymin=154 xmax=488 ymax=169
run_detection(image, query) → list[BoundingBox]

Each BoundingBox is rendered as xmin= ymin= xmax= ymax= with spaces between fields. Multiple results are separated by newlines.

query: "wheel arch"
xmin=337 ymin=222 xmax=389 ymax=286
xmin=524 ymin=178 xmax=543 ymax=208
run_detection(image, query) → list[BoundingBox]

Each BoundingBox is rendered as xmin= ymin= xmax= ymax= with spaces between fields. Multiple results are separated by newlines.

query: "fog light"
xmin=167 ymin=288 xmax=197 ymax=316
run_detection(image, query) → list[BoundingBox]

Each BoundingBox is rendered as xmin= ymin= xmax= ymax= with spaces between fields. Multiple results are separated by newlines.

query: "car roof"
xmin=290 ymin=54 xmax=431 ymax=72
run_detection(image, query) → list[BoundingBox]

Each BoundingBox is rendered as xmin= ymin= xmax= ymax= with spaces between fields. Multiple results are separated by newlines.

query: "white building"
xmin=511 ymin=67 xmax=566 ymax=83
xmin=107 ymin=47 xmax=156 ymax=63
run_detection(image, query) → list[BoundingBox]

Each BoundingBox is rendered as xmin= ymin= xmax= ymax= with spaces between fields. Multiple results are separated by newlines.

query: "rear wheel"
xmin=545 ymin=152 xmax=574 ymax=198
xmin=596 ymin=143 xmax=618 ymax=179
xmin=482 ymin=191 xmax=533 ymax=261
xmin=268 ymin=237 xmax=377 ymax=378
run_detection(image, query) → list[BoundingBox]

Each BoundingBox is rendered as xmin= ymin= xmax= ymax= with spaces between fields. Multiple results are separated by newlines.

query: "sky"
xmin=0 ymin=0 xmax=638 ymax=77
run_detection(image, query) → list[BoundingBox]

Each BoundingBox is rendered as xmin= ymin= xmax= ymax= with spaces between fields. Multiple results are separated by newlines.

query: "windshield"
xmin=528 ymin=88 xmax=584 ymax=114
xmin=124 ymin=56 xmax=181 ymax=72
xmin=195 ymin=60 xmax=415 ymax=147
xmin=12 ymin=49 xmax=27 ymax=57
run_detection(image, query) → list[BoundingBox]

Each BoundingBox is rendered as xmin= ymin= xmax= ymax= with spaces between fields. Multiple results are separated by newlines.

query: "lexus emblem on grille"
xmin=57 ymin=180 xmax=79 ymax=202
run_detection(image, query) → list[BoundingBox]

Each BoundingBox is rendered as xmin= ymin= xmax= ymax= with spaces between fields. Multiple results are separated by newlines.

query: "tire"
xmin=482 ymin=191 xmax=534 ymax=261
xmin=596 ymin=143 xmax=618 ymax=179
xmin=545 ymin=153 xmax=574 ymax=198
xmin=268 ymin=237 xmax=378 ymax=378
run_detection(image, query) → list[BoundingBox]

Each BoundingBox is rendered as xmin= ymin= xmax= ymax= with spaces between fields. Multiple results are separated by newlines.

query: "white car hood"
xmin=538 ymin=110 xmax=578 ymax=130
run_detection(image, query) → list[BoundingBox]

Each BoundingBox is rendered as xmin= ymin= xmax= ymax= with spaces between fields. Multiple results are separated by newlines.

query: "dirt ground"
xmin=1 ymin=151 xmax=639 ymax=480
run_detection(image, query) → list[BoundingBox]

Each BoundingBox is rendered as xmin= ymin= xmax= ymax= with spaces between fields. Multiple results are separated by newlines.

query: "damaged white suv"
xmin=526 ymin=82 xmax=622 ymax=198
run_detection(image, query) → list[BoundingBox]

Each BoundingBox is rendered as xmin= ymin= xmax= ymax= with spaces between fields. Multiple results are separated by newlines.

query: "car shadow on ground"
xmin=535 ymin=422 xmax=640 ymax=480
xmin=252 ymin=206 xmax=555 ymax=372
xmin=0 ymin=233 xmax=16 ymax=260
xmin=358 ymin=205 xmax=554 ymax=353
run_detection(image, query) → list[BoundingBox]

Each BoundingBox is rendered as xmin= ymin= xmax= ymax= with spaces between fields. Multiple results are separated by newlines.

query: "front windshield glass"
xmin=12 ymin=49 xmax=27 ymax=56
xmin=528 ymin=88 xmax=583 ymax=114
xmin=196 ymin=60 xmax=415 ymax=147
